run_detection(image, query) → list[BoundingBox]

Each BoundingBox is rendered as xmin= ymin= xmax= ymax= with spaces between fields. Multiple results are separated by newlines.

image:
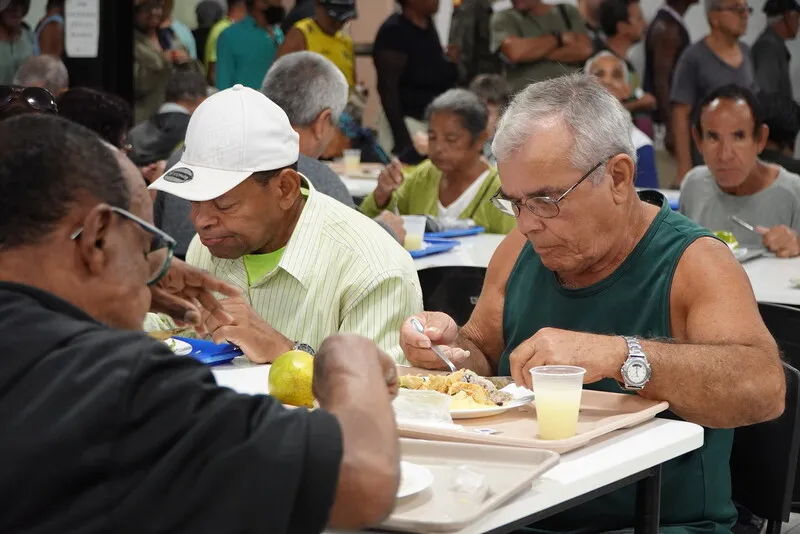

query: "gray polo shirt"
xmin=679 ymin=165 xmax=800 ymax=248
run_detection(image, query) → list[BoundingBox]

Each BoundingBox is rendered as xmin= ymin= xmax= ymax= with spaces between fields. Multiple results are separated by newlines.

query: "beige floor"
xmin=782 ymin=513 xmax=800 ymax=532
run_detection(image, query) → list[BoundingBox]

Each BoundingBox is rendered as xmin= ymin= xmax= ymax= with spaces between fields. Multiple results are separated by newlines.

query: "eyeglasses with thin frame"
xmin=70 ymin=206 xmax=177 ymax=285
xmin=490 ymin=160 xmax=606 ymax=219
xmin=715 ymin=4 xmax=753 ymax=15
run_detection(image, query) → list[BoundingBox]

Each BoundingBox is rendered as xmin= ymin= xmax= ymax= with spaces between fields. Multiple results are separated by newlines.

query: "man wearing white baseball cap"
xmin=150 ymin=84 xmax=422 ymax=363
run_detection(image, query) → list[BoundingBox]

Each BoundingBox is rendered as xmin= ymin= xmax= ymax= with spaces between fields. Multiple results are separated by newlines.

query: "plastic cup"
xmin=343 ymin=149 xmax=362 ymax=174
xmin=402 ymin=215 xmax=427 ymax=251
xmin=531 ymin=366 xmax=586 ymax=440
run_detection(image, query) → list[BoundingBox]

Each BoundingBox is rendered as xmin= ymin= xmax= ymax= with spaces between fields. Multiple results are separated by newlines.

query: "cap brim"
xmin=148 ymin=162 xmax=253 ymax=202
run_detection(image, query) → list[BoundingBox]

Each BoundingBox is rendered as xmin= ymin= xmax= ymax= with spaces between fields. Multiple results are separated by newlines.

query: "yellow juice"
xmin=404 ymin=234 xmax=424 ymax=251
xmin=534 ymin=388 xmax=582 ymax=440
xmin=343 ymin=154 xmax=361 ymax=174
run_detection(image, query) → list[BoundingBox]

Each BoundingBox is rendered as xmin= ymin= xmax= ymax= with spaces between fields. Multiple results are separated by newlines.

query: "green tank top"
xmin=500 ymin=194 xmax=737 ymax=534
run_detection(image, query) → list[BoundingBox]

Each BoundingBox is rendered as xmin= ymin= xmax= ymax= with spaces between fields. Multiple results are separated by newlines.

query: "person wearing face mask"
xmin=0 ymin=0 xmax=34 ymax=86
xmin=215 ymin=0 xmax=286 ymax=90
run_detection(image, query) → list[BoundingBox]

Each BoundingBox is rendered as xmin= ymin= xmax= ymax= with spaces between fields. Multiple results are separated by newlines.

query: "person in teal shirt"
xmin=215 ymin=0 xmax=285 ymax=90
xmin=397 ymin=74 xmax=786 ymax=533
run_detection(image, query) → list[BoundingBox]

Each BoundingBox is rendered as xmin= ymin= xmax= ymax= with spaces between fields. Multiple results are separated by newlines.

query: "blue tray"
xmin=174 ymin=336 xmax=243 ymax=366
xmin=425 ymin=226 xmax=485 ymax=239
xmin=409 ymin=238 xmax=459 ymax=259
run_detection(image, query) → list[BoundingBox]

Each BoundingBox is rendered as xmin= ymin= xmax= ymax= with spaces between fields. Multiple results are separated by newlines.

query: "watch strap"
xmin=293 ymin=342 xmax=315 ymax=356
xmin=623 ymin=336 xmax=646 ymax=358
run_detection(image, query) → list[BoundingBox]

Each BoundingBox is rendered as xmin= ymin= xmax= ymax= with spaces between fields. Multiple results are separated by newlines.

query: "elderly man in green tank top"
xmin=399 ymin=74 xmax=785 ymax=533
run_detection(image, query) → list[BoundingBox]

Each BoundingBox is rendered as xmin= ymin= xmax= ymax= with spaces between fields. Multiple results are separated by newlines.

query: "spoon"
xmin=409 ymin=317 xmax=457 ymax=372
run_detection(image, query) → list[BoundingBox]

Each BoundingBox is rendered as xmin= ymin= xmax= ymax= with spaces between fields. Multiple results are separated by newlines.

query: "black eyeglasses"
xmin=490 ymin=160 xmax=606 ymax=219
xmin=70 ymin=206 xmax=177 ymax=285
xmin=716 ymin=4 xmax=753 ymax=15
xmin=0 ymin=85 xmax=58 ymax=114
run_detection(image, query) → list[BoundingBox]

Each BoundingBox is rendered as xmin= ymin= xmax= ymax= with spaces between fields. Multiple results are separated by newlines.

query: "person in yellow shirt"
xmin=204 ymin=0 xmax=247 ymax=86
xmin=277 ymin=0 xmax=357 ymax=89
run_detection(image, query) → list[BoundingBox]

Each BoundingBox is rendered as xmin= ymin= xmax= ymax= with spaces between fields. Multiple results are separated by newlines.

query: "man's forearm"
xmin=546 ymin=40 xmax=592 ymax=63
xmin=632 ymin=340 xmax=784 ymax=428
xmin=672 ymin=107 xmax=692 ymax=181
xmin=502 ymin=36 xmax=558 ymax=63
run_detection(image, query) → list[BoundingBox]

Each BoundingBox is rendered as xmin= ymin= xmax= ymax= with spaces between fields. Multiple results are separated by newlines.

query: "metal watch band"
xmin=294 ymin=342 xmax=315 ymax=356
xmin=623 ymin=336 xmax=646 ymax=358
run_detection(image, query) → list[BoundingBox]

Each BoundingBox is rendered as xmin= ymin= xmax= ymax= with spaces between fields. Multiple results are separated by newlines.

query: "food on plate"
xmin=268 ymin=350 xmax=315 ymax=408
xmin=713 ymin=230 xmax=739 ymax=250
xmin=399 ymin=369 xmax=513 ymax=408
xmin=163 ymin=338 xmax=178 ymax=352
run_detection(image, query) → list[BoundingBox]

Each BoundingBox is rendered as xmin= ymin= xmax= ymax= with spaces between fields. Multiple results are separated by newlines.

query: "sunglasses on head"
xmin=0 ymin=85 xmax=58 ymax=114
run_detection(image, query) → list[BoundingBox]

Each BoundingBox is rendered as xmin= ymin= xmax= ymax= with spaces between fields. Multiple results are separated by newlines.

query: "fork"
xmin=409 ymin=317 xmax=457 ymax=372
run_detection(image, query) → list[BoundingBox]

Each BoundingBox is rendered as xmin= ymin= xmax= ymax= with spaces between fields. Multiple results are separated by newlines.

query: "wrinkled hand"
xmin=204 ymin=295 xmax=292 ymax=363
xmin=509 ymin=328 xmax=625 ymax=389
xmin=758 ymin=225 xmax=800 ymax=258
xmin=149 ymin=259 xmax=240 ymax=334
xmin=140 ymin=160 xmax=167 ymax=185
xmin=445 ymin=44 xmax=461 ymax=63
xmin=314 ymin=335 xmax=399 ymax=401
xmin=561 ymin=32 xmax=579 ymax=45
xmin=376 ymin=210 xmax=406 ymax=244
xmin=170 ymin=48 xmax=190 ymax=65
xmin=400 ymin=312 xmax=470 ymax=370
xmin=374 ymin=158 xmax=405 ymax=208
xmin=412 ymin=131 xmax=429 ymax=156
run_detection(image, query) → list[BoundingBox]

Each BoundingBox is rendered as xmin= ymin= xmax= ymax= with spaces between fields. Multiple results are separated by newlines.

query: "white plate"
xmin=450 ymin=397 xmax=533 ymax=419
xmin=164 ymin=338 xmax=192 ymax=356
xmin=733 ymin=247 xmax=748 ymax=259
xmin=397 ymin=461 xmax=434 ymax=499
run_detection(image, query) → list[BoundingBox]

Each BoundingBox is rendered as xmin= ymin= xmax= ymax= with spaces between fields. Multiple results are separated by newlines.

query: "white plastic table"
xmin=414 ymin=234 xmax=800 ymax=306
xmin=210 ymin=364 xmax=704 ymax=534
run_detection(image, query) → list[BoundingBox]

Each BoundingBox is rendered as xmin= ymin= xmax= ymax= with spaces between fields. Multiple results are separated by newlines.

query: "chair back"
xmin=730 ymin=361 xmax=800 ymax=524
xmin=417 ymin=266 xmax=487 ymax=325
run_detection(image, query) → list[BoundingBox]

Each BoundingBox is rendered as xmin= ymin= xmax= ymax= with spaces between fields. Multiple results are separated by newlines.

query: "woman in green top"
xmin=360 ymin=89 xmax=515 ymax=235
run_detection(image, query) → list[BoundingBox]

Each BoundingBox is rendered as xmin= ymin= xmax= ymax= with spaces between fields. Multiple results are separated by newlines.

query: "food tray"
xmin=327 ymin=161 xmax=383 ymax=180
xmin=382 ymin=438 xmax=559 ymax=533
xmin=395 ymin=367 xmax=668 ymax=454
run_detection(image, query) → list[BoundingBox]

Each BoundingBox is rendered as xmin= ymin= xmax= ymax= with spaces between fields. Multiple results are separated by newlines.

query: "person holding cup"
xmin=360 ymin=89 xmax=516 ymax=235
xmin=398 ymin=74 xmax=785 ymax=533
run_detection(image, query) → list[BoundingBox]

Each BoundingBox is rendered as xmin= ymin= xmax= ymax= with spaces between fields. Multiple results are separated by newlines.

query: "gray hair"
xmin=425 ymin=88 xmax=488 ymax=141
xmin=493 ymin=74 xmax=636 ymax=177
xmin=704 ymin=0 xmax=724 ymax=12
xmin=584 ymin=51 xmax=629 ymax=81
xmin=164 ymin=71 xmax=208 ymax=103
xmin=261 ymin=51 xmax=349 ymax=128
xmin=12 ymin=55 xmax=69 ymax=96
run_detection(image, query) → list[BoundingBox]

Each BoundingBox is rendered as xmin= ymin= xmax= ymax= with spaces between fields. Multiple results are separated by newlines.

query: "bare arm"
xmin=671 ymin=103 xmax=693 ymax=184
xmin=38 ymin=21 xmax=64 ymax=56
xmin=638 ymin=237 xmax=785 ymax=427
xmin=314 ymin=335 xmax=400 ymax=528
xmin=500 ymin=35 xmax=559 ymax=64
xmin=651 ymin=23 xmax=680 ymax=149
xmin=277 ymin=27 xmax=307 ymax=58
xmin=545 ymin=32 xmax=593 ymax=63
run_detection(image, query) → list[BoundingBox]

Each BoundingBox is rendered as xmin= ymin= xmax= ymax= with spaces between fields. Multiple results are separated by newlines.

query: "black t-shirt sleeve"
xmin=373 ymin=17 xmax=407 ymax=55
xmin=110 ymin=342 xmax=343 ymax=534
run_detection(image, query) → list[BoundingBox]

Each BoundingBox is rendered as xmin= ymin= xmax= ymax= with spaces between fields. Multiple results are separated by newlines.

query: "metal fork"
xmin=409 ymin=317 xmax=457 ymax=372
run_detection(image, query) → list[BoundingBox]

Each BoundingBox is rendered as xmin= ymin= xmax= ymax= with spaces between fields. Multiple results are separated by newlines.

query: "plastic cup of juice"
xmin=343 ymin=149 xmax=362 ymax=174
xmin=531 ymin=366 xmax=586 ymax=440
xmin=402 ymin=215 xmax=427 ymax=251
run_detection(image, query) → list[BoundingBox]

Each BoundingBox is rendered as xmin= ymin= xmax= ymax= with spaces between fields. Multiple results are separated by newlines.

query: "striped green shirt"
xmin=185 ymin=183 xmax=423 ymax=363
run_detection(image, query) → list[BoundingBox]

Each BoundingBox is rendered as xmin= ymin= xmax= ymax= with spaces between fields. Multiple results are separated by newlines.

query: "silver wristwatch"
xmin=620 ymin=336 xmax=651 ymax=390
xmin=293 ymin=342 xmax=315 ymax=356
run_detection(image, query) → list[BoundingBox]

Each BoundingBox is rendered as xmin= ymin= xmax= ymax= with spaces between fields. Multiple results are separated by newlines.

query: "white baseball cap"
xmin=149 ymin=84 xmax=300 ymax=202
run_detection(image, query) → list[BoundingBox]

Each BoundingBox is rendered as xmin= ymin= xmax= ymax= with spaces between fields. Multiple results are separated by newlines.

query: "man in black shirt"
xmin=373 ymin=0 xmax=458 ymax=164
xmin=760 ymin=91 xmax=800 ymax=175
xmin=0 ymin=114 xmax=400 ymax=533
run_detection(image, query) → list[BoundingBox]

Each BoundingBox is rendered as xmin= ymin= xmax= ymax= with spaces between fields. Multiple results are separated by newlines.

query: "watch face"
xmin=625 ymin=360 xmax=649 ymax=386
